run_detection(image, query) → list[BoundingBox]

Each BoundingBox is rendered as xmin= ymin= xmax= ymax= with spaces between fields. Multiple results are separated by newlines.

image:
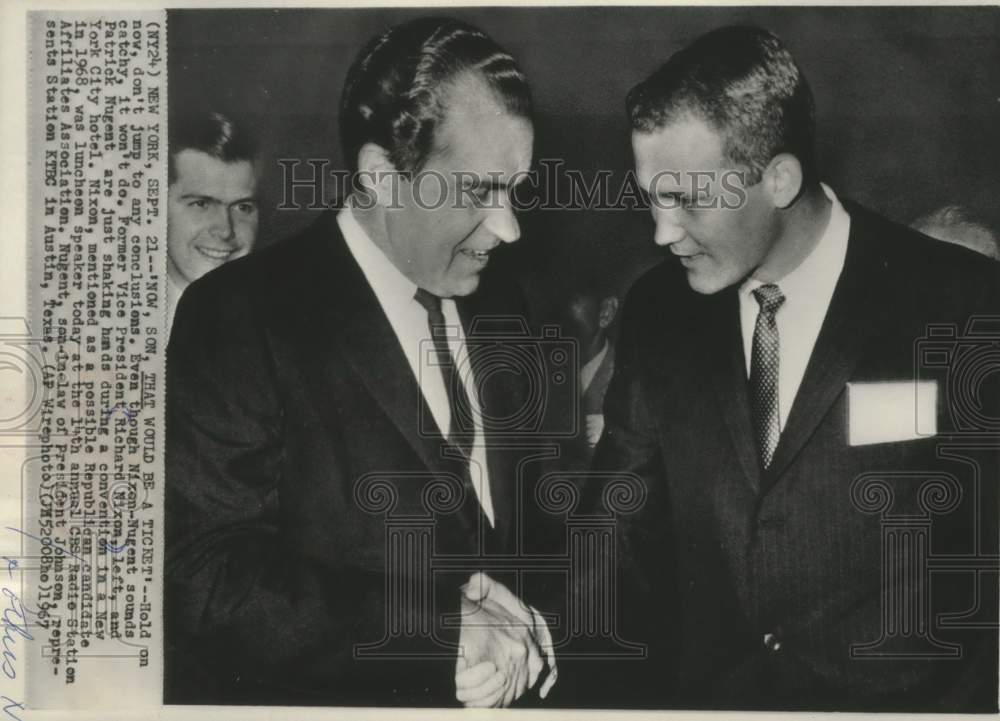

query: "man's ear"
xmin=598 ymin=297 xmax=619 ymax=329
xmin=356 ymin=143 xmax=399 ymax=207
xmin=763 ymin=153 xmax=803 ymax=210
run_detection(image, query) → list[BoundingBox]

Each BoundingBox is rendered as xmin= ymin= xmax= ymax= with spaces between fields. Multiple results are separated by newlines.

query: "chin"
xmin=445 ymin=275 xmax=482 ymax=298
xmin=684 ymin=260 xmax=744 ymax=295
xmin=685 ymin=271 xmax=729 ymax=295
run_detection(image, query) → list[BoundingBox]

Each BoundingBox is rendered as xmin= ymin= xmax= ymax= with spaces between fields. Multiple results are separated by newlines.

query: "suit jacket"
xmin=589 ymin=201 xmax=999 ymax=711
xmin=164 ymin=211 xmax=555 ymax=706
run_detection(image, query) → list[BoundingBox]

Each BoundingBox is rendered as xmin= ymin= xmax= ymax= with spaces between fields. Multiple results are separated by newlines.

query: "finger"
xmin=458 ymin=681 xmax=505 ymax=705
xmin=455 ymin=660 xmax=497 ymax=690
xmin=512 ymin=649 xmax=529 ymax=703
xmin=530 ymin=606 xmax=558 ymax=698
xmin=461 ymin=676 xmax=507 ymax=709
xmin=462 ymin=571 xmax=490 ymax=603
xmin=501 ymin=655 xmax=517 ymax=707
xmin=540 ymin=663 xmax=558 ymax=699
xmin=526 ymin=638 xmax=543 ymax=689
xmin=456 ymin=666 xmax=506 ymax=704
xmin=481 ymin=578 xmax=533 ymax=627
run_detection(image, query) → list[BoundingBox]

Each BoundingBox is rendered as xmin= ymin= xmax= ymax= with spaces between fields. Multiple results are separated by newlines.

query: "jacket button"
xmin=763 ymin=632 xmax=783 ymax=652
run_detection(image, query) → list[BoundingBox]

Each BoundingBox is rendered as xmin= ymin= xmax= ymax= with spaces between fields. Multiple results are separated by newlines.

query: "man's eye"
xmin=659 ymin=194 xmax=690 ymax=210
xmin=189 ymin=199 xmax=208 ymax=209
xmin=235 ymin=202 xmax=257 ymax=214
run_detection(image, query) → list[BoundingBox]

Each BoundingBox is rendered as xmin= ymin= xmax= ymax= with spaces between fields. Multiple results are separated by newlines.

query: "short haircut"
xmin=168 ymin=109 xmax=257 ymax=184
xmin=340 ymin=17 xmax=533 ymax=177
xmin=626 ymin=25 xmax=816 ymax=185
xmin=912 ymin=205 xmax=1000 ymax=260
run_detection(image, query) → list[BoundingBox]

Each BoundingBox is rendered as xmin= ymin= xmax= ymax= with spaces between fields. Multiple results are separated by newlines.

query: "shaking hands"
xmin=454 ymin=572 xmax=557 ymax=707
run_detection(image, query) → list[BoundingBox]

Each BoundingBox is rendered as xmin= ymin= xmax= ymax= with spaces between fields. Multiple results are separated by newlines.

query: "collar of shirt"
xmin=337 ymin=203 xmax=495 ymax=524
xmin=580 ymin=339 xmax=610 ymax=394
xmin=738 ymin=183 xmax=851 ymax=429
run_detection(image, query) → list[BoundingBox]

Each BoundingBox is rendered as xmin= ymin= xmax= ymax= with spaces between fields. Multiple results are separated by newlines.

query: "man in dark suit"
xmin=165 ymin=18 xmax=556 ymax=708
xmin=590 ymin=25 xmax=998 ymax=711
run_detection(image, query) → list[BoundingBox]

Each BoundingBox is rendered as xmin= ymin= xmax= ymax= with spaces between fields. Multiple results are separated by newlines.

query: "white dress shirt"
xmin=580 ymin=339 xmax=610 ymax=395
xmin=338 ymin=205 xmax=495 ymax=525
xmin=739 ymin=183 xmax=850 ymax=431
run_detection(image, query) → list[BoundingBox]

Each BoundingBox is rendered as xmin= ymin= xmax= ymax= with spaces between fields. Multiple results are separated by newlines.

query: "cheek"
xmin=235 ymin=216 xmax=258 ymax=238
xmin=167 ymin=211 xmax=199 ymax=250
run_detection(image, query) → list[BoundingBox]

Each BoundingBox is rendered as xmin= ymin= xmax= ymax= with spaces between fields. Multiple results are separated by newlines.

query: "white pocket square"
xmin=847 ymin=381 xmax=937 ymax=446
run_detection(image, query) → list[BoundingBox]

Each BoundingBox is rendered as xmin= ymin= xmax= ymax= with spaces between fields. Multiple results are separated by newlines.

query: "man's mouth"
xmin=677 ymin=253 xmax=704 ymax=267
xmin=460 ymin=248 xmax=493 ymax=264
xmin=196 ymin=246 xmax=238 ymax=261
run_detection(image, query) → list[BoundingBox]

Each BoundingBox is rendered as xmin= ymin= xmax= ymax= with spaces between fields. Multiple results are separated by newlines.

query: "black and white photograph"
xmin=4 ymin=2 xmax=999 ymax=718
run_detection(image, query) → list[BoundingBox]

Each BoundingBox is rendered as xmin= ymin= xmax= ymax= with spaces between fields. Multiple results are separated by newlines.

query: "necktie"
xmin=749 ymin=283 xmax=786 ymax=470
xmin=414 ymin=288 xmax=475 ymax=459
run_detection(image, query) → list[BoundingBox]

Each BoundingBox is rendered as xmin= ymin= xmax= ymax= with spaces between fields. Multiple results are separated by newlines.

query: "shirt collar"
xmin=581 ymin=339 xmax=610 ymax=391
xmin=740 ymin=183 xmax=850 ymax=302
xmin=337 ymin=201 xmax=419 ymax=312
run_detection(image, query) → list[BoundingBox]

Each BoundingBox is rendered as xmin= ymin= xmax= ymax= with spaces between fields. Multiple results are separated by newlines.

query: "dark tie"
xmin=749 ymin=283 xmax=786 ymax=470
xmin=414 ymin=288 xmax=475 ymax=459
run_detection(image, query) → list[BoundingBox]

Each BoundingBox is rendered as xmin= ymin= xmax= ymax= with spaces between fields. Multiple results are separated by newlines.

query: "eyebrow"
xmin=465 ymin=178 xmax=511 ymax=192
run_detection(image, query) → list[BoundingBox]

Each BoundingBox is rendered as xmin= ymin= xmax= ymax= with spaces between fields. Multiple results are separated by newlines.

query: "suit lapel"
xmin=315 ymin=217 xmax=453 ymax=477
xmin=765 ymin=207 xmax=890 ymax=484
xmin=704 ymin=288 xmax=763 ymax=492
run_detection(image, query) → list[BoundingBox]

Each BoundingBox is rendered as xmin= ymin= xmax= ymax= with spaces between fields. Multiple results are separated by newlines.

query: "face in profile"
xmin=380 ymin=73 xmax=534 ymax=298
xmin=633 ymin=115 xmax=778 ymax=295
xmin=167 ymin=149 xmax=259 ymax=289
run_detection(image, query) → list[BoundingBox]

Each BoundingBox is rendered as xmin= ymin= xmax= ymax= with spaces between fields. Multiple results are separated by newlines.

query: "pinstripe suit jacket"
xmin=588 ymin=201 xmax=999 ymax=711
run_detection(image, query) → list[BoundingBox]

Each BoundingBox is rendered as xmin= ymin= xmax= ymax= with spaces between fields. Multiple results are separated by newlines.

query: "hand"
xmin=465 ymin=572 xmax=557 ymax=699
xmin=455 ymin=591 xmax=538 ymax=707
xmin=586 ymin=413 xmax=605 ymax=447
xmin=453 ymin=573 xmax=553 ymax=707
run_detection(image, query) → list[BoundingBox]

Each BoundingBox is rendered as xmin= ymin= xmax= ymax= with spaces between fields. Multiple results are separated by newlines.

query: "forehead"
xmin=171 ymin=149 xmax=257 ymax=193
xmin=632 ymin=115 xmax=728 ymax=187
xmin=428 ymin=74 xmax=533 ymax=177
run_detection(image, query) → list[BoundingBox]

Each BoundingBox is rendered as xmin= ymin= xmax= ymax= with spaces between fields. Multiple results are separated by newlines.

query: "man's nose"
xmin=209 ymin=207 xmax=236 ymax=243
xmin=482 ymin=201 xmax=521 ymax=244
xmin=652 ymin=207 xmax=686 ymax=247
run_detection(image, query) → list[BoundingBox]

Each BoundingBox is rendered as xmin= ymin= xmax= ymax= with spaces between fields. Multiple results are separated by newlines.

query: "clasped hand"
xmin=454 ymin=572 xmax=557 ymax=707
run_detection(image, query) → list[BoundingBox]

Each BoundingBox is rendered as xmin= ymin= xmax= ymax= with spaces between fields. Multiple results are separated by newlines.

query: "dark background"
xmin=168 ymin=5 xmax=1000 ymax=318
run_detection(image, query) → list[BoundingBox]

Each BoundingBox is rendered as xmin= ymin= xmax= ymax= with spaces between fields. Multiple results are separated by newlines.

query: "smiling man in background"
xmin=166 ymin=109 xmax=259 ymax=333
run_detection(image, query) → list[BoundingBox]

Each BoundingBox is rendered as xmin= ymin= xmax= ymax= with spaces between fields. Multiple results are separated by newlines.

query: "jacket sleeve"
xmin=551 ymin=276 xmax=680 ymax=707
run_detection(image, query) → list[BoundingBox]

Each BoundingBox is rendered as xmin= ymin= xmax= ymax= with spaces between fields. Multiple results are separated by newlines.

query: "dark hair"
xmin=627 ymin=25 xmax=816 ymax=185
xmin=168 ymin=109 xmax=257 ymax=184
xmin=340 ymin=17 xmax=532 ymax=177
